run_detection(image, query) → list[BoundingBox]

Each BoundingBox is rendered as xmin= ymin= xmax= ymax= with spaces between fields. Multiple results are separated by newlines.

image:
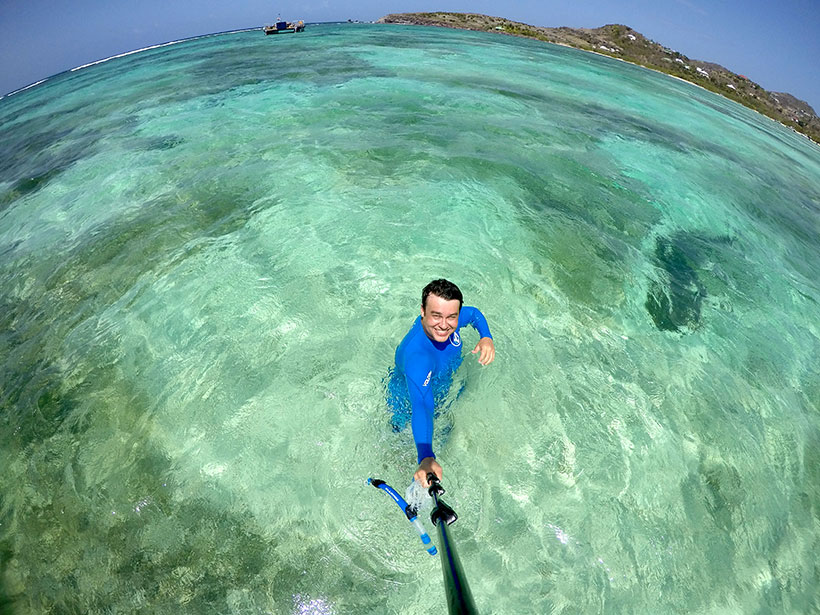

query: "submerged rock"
xmin=645 ymin=234 xmax=707 ymax=332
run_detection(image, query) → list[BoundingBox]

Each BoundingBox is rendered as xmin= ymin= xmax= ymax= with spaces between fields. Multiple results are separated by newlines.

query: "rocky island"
xmin=378 ymin=12 xmax=819 ymax=145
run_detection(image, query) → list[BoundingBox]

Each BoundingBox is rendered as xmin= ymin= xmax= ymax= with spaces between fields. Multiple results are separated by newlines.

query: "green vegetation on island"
xmin=377 ymin=12 xmax=820 ymax=144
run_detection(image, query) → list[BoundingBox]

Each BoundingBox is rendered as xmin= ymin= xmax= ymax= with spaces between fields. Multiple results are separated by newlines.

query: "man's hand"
xmin=472 ymin=336 xmax=495 ymax=366
xmin=415 ymin=457 xmax=442 ymax=488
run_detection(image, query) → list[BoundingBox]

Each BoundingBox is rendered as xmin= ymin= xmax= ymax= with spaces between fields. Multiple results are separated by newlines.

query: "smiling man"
xmin=392 ymin=279 xmax=495 ymax=487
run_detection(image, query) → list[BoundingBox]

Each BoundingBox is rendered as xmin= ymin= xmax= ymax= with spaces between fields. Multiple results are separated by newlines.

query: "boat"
xmin=263 ymin=17 xmax=305 ymax=34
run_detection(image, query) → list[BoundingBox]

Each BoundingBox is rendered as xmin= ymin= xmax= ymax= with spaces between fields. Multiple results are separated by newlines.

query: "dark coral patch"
xmin=646 ymin=235 xmax=707 ymax=332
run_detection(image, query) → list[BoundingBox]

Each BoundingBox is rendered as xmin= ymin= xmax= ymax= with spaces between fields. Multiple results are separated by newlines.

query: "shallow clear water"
xmin=1 ymin=23 xmax=819 ymax=614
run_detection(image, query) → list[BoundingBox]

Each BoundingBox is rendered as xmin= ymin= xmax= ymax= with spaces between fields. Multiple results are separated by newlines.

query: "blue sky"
xmin=1 ymin=0 xmax=819 ymax=110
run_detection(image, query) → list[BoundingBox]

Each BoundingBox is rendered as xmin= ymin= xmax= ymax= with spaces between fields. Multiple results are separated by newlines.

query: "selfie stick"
xmin=427 ymin=473 xmax=479 ymax=614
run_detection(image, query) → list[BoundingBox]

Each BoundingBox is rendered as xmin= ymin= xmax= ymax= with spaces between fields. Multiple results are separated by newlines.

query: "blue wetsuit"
xmin=392 ymin=306 xmax=492 ymax=463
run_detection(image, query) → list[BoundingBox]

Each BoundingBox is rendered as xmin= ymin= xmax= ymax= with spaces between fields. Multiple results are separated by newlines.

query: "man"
xmin=391 ymin=279 xmax=495 ymax=487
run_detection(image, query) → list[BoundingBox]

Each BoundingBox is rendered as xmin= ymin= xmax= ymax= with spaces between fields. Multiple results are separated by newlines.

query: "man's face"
xmin=420 ymin=293 xmax=461 ymax=343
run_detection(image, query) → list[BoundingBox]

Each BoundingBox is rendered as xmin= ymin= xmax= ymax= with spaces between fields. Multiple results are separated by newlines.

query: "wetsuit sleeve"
xmin=404 ymin=353 xmax=436 ymax=463
xmin=459 ymin=306 xmax=492 ymax=339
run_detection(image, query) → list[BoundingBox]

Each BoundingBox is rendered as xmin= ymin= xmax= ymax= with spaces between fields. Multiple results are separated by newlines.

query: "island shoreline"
xmin=377 ymin=13 xmax=819 ymax=146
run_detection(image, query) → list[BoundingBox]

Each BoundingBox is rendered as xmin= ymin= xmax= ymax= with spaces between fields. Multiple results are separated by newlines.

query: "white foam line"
xmin=1 ymin=28 xmax=258 ymax=98
xmin=70 ymin=40 xmax=185 ymax=72
xmin=5 ymin=78 xmax=49 ymax=97
xmin=68 ymin=28 xmax=258 ymax=74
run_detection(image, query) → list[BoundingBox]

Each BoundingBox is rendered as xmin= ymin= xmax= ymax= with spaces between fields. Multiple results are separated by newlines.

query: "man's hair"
xmin=422 ymin=279 xmax=463 ymax=310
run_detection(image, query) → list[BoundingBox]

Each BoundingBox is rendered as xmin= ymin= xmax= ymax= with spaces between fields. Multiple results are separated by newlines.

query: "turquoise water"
xmin=1 ymin=23 xmax=819 ymax=614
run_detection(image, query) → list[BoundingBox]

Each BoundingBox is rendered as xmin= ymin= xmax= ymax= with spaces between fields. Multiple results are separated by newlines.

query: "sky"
xmin=1 ymin=0 xmax=819 ymax=111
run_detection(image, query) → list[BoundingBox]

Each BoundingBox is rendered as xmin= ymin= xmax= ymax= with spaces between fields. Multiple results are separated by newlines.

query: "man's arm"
xmin=405 ymin=356 xmax=443 ymax=487
xmin=461 ymin=306 xmax=496 ymax=365
xmin=405 ymin=358 xmax=435 ymax=463
xmin=459 ymin=305 xmax=492 ymax=338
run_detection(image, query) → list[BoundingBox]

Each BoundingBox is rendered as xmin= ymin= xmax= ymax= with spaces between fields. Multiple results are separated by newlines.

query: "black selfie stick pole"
xmin=427 ymin=473 xmax=479 ymax=614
